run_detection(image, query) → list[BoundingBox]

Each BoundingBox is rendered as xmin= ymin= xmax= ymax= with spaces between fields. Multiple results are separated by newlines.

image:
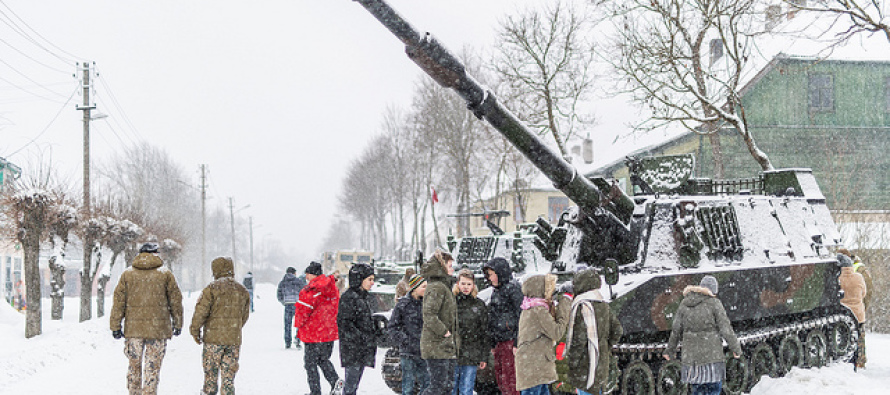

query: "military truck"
xmin=348 ymin=1 xmax=860 ymax=394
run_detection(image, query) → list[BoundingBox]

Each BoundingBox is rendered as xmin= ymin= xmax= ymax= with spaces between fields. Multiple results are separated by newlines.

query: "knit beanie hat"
xmin=837 ymin=253 xmax=853 ymax=268
xmin=286 ymin=266 xmax=297 ymax=274
xmin=305 ymin=261 xmax=323 ymax=275
xmin=139 ymin=242 xmax=159 ymax=253
xmin=700 ymin=275 xmax=719 ymax=295
xmin=407 ymin=274 xmax=426 ymax=294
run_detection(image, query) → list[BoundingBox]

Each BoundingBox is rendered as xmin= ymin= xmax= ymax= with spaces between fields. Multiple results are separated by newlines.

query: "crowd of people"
xmin=108 ymin=242 xmax=869 ymax=395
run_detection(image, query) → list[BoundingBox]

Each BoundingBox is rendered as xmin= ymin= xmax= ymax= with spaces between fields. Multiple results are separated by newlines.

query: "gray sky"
xmin=2 ymin=0 xmax=594 ymax=261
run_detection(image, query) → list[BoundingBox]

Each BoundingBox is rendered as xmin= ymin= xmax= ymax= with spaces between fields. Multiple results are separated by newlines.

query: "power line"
xmin=95 ymin=72 xmax=144 ymax=142
xmin=0 ymin=36 xmax=71 ymax=74
xmin=0 ymin=73 xmax=67 ymax=103
xmin=0 ymin=57 xmax=69 ymax=99
xmin=0 ymin=0 xmax=81 ymax=63
xmin=5 ymin=86 xmax=78 ymax=158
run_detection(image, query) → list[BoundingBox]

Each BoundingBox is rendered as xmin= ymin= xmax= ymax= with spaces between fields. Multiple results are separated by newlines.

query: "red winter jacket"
xmin=294 ymin=274 xmax=340 ymax=343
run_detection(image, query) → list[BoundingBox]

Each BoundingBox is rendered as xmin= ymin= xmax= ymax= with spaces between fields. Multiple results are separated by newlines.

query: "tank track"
xmin=610 ymin=310 xmax=860 ymax=395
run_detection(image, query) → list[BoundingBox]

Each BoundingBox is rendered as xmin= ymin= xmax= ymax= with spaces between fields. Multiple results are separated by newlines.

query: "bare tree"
xmin=94 ymin=216 xmax=143 ymax=317
xmin=48 ymin=202 xmax=77 ymax=320
xmin=493 ymin=0 xmax=598 ymax=157
xmin=784 ymin=0 xmax=890 ymax=43
xmin=606 ymin=0 xmax=774 ymax=176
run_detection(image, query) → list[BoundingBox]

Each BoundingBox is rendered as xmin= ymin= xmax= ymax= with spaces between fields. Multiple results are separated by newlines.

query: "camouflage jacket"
xmin=110 ymin=253 xmax=184 ymax=339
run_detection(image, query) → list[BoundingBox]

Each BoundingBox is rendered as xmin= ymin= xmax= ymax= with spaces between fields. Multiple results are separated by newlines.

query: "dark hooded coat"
xmin=110 ymin=252 xmax=184 ymax=339
xmin=337 ymin=263 xmax=377 ymax=367
xmin=565 ymin=270 xmax=623 ymax=393
xmin=388 ymin=295 xmax=424 ymax=357
xmin=482 ymin=257 xmax=523 ymax=347
xmin=189 ymin=257 xmax=250 ymax=346
xmin=455 ymin=292 xmax=489 ymax=366
xmin=420 ymin=252 xmax=459 ymax=360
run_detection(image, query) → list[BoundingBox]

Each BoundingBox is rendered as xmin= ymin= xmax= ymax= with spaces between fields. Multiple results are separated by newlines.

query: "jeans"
xmin=519 ymin=384 xmax=550 ymax=395
xmin=401 ymin=356 xmax=429 ymax=395
xmin=689 ymin=382 xmax=722 ymax=395
xmin=343 ymin=366 xmax=365 ymax=395
xmin=421 ymin=359 xmax=457 ymax=395
xmin=304 ymin=342 xmax=339 ymax=395
xmin=578 ymin=390 xmax=603 ymax=395
xmin=451 ymin=365 xmax=477 ymax=395
xmin=248 ymin=289 xmax=254 ymax=312
xmin=284 ymin=304 xmax=295 ymax=346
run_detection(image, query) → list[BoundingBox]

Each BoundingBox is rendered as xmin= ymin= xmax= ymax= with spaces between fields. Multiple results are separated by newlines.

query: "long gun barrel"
xmin=352 ymin=0 xmax=609 ymax=213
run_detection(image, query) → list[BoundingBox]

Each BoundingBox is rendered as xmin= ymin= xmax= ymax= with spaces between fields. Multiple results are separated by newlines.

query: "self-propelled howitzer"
xmin=351 ymin=1 xmax=860 ymax=394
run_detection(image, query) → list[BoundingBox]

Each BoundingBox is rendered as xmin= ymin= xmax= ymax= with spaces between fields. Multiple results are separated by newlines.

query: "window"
xmin=709 ymin=39 xmax=723 ymax=66
xmin=885 ymin=76 xmax=890 ymax=112
xmin=808 ymin=74 xmax=834 ymax=112
xmin=548 ymin=197 xmax=569 ymax=223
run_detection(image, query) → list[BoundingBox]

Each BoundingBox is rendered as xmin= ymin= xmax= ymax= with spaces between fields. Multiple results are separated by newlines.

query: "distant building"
xmin=465 ymin=188 xmax=568 ymax=237
xmin=1 ymin=156 xmax=24 ymax=309
xmin=592 ymin=54 xmax=890 ymax=216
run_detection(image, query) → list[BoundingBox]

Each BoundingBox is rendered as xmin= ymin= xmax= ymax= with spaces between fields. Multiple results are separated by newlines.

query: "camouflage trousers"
xmin=202 ymin=344 xmax=241 ymax=395
xmin=124 ymin=338 xmax=168 ymax=395
xmin=857 ymin=326 xmax=867 ymax=368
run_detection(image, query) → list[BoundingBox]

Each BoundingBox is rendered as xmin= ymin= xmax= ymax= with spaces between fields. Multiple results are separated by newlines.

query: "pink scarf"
xmin=520 ymin=296 xmax=549 ymax=310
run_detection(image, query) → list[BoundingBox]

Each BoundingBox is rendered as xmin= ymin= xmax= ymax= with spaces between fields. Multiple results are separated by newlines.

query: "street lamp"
xmin=228 ymin=198 xmax=250 ymax=264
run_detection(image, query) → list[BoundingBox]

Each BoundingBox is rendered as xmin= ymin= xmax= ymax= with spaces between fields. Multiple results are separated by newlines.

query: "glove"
xmin=172 ymin=328 xmax=181 ymax=336
xmin=112 ymin=330 xmax=124 ymax=339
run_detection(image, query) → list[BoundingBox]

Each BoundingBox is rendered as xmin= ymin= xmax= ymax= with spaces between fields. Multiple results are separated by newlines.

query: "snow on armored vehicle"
xmin=349 ymin=1 xmax=860 ymax=394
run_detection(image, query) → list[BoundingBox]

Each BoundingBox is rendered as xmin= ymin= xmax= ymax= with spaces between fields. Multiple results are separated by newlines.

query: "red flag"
xmin=431 ymin=187 xmax=439 ymax=204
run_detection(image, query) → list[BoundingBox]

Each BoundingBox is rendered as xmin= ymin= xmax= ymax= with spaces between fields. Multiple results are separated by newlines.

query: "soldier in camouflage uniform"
xmin=190 ymin=256 xmax=251 ymax=395
xmin=110 ymin=242 xmax=184 ymax=395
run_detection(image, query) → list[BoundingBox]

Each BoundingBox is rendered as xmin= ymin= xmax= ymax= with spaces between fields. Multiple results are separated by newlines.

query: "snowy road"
xmin=1 ymin=283 xmax=888 ymax=394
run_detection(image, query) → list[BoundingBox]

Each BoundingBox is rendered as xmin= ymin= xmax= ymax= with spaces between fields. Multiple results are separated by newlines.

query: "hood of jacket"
xmin=348 ymin=263 xmax=375 ymax=289
xmin=132 ymin=252 xmax=163 ymax=270
xmin=420 ymin=253 xmax=450 ymax=282
xmin=482 ymin=257 xmax=512 ymax=288
xmin=309 ymin=273 xmax=340 ymax=298
xmin=521 ymin=274 xmax=556 ymax=299
xmin=681 ymin=285 xmax=714 ymax=307
xmin=212 ymin=257 xmax=235 ymax=279
xmin=573 ymin=269 xmax=602 ymax=295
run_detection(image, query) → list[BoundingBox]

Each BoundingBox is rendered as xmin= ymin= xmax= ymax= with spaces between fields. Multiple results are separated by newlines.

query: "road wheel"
xmin=381 ymin=347 xmax=402 ymax=393
xmin=778 ymin=333 xmax=803 ymax=374
xmin=656 ymin=360 xmax=686 ymax=395
xmin=805 ymin=330 xmax=829 ymax=368
xmin=722 ymin=352 xmax=748 ymax=395
xmin=748 ymin=342 xmax=778 ymax=391
xmin=622 ymin=360 xmax=655 ymax=395
xmin=829 ymin=316 xmax=858 ymax=362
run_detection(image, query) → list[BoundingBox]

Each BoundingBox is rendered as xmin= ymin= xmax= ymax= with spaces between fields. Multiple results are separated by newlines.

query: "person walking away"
xmin=337 ymin=263 xmax=378 ymax=395
xmin=388 ymin=274 xmax=429 ymax=395
xmin=242 ymin=271 xmax=255 ymax=312
xmin=190 ymin=257 xmax=250 ymax=395
xmin=395 ymin=267 xmax=417 ymax=300
xmin=514 ymin=274 xmax=571 ymax=395
xmin=452 ymin=269 xmax=489 ymax=395
xmin=294 ymin=261 xmax=343 ymax=395
xmin=110 ymin=242 xmax=184 ymax=395
xmin=420 ymin=250 xmax=459 ymax=395
xmin=278 ymin=266 xmax=307 ymax=349
xmin=482 ymin=257 xmax=523 ymax=395
xmin=663 ymin=275 xmax=741 ymax=395
xmin=563 ymin=269 xmax=623 ymax=395
xmin=838 ymin=252 xmax=868 ymax=370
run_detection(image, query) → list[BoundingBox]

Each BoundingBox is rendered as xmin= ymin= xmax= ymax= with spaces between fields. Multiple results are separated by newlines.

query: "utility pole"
xmin=77 ymin=62 xmax=96 ymax=323
xmin=229 ymin=197 xmax=237 ymax=263
xmin=249 ymin=216 xmax=254 ymax=272
xmin=200 ymin=165 xmax=207 ymax=285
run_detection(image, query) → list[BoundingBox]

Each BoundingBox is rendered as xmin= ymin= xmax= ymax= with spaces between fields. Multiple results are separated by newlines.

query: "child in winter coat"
xmin=515 ymin=273 xmax=571 ymax=395
xmin=452 ymin=269 xmax=489 ymax=395
xmin=189 ymin=257 xmax=250 ymax=395
xmin=388 ymin=274 xmax=429 ymax=395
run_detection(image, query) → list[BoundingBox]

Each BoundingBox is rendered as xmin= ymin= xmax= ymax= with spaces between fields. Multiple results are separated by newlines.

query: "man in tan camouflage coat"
xmin=110 ymin=242 xmax=184 ymax=395
xmin=190 ymin=256 xmax=251 ymax=395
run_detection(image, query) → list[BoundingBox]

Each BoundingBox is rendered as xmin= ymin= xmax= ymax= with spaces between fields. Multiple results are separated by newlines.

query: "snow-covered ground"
xmin=1 ymin=283 xmax=888 ymax=394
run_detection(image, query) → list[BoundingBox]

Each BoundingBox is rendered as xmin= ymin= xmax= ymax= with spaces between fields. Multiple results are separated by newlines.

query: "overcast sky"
xmin=3 ymin=0 xmax=608 ymax=263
